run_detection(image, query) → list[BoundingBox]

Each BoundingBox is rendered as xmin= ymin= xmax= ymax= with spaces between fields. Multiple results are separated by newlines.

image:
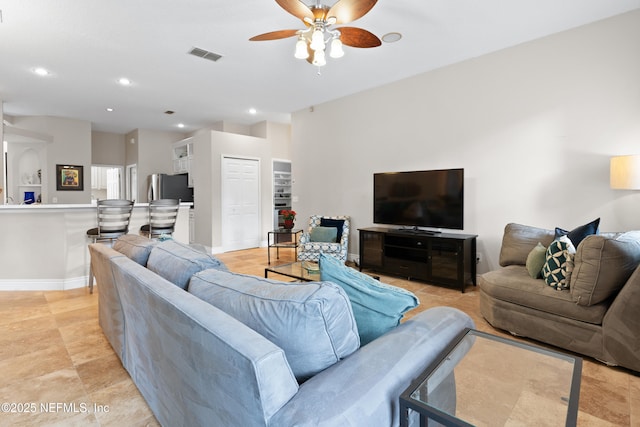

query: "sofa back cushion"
xmin=113 ymin=234 xmax=158 ymax=265
xmin=499 ymin=223 xmax=556 ymax=267
xmin=188 ymin=269 xmax=360 ymax=382
xmin=147 ymin=240 xmax=228 ymax=289
xmin=110 ymin=256 xmax=298 ymax=426
xmin=571 ymin=232 xmax=640 ymax=306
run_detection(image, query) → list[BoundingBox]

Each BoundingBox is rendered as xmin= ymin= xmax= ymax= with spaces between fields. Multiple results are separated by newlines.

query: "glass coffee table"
xmin=265 ymin=261 xmax=320 ymax=282
xmin=400 ymin=328 xmax=582 ymax=427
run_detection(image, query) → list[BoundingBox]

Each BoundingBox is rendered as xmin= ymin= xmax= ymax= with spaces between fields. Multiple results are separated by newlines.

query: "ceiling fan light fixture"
xmin=294 ymin=37 xmax=309 ymax=59
xmin=312 ymin=49 xmax=326 ymax=67
xmin=250 ymin=0 xmax=382 ymax=68
xmin=329 ymin=37 xmax=344 ymax=58
xmin=310 ymin=28 xmax=325 ymax=51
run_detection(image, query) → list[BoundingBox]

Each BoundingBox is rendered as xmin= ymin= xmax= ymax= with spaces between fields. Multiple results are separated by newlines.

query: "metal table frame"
xmin=267 ymin=228 xmax=302 ymax=264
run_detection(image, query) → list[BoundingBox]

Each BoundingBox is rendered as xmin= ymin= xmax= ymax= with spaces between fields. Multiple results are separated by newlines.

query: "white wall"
xmin=11 ymin=116 xmax=92 ymax=204
xmin=0 ymin=100 xmax=4 ymax=202
xmin=192 ymin=123 xmax=292 ymax=250
xmin=136 ymin=129 xmax=186 ymax=202
xmin=91 ymin=131 xmax=125 ymax=165
xmin=291 ymin=10 xmax=640 ymax=272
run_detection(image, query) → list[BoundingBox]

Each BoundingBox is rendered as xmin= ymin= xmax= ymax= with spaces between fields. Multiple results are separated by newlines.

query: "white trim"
xmin=0 ymin=276 xmax=89 ymax=291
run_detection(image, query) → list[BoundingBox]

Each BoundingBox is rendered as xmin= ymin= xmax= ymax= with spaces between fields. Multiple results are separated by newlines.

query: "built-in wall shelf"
xmin=273 ymin=160 xmax=292 ymax=229
xmin=172 ymin=137 xmax=194 ymax=187
xmin=6 ymin=143 xmax=46 ymax=204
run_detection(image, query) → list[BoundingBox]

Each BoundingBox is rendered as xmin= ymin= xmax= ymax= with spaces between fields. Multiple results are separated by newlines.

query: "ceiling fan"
xmin=250 ymin=0 xmax=382 ymax=67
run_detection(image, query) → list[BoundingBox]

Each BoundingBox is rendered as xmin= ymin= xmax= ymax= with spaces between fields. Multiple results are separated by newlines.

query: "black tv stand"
xmin=358 ymin=227 xmax=477 ymax=293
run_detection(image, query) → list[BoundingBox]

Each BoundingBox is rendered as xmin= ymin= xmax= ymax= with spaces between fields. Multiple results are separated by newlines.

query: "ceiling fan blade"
xmin=338 ymin=27 xmax=382 ymax=48
xmin=328 ymin=0 xmax=378 ymax=24
xmin=249 ymin=29 xmax=300 ymax=41
xmin=275 ymin=0 xmax=314 ymax=21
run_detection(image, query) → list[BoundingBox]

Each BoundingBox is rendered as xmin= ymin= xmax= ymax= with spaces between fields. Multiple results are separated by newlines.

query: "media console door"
xmin=358 ymin=227 xmax=477 ymax=293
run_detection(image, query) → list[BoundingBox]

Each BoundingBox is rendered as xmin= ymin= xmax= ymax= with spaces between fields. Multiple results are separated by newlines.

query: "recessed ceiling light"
xmin=106 ymin=108 xmax=114 ymax=112
xmin=177 ymin=123 xmax=185 ymax=128
xmin=249 ymin=108 xmax=257 ymax=115
xmin=33 ymin=67 xmax=50 ymax=76
xmin=382 ymin=32 xmax=402 ymax=43
xmin=118 ymin=77 xmax=131 ymax=86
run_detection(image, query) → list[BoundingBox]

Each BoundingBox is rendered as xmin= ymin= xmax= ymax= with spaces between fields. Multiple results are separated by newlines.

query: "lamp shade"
xmin=610 ymin=155 xmax=640 ymax=189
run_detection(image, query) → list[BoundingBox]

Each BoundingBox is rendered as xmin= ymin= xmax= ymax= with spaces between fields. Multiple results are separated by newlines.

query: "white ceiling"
xmin=1 ymin=0 xmax=639 ymax=134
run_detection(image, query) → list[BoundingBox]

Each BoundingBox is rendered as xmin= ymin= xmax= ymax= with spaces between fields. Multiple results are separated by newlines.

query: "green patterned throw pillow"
xmin=542 ymin=235 xmax=576 ymax=290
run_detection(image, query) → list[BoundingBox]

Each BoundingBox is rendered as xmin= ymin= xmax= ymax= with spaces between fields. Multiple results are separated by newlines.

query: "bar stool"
xmin=86 ymin=199 xmax=135 ymax=293
xmin=140 ymin=199 xmax=180 ymax=239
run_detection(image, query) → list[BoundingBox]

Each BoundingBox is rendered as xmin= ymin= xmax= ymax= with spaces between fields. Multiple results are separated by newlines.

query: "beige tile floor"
xmin=0 ymin=247 xmax=638 ymax=426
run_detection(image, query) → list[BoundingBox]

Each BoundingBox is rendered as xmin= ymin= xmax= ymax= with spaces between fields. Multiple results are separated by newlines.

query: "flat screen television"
xmin=373 ymin=168 xmax=464 ymax=230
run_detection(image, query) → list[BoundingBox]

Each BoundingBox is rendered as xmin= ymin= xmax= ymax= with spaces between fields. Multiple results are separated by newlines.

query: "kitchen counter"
xmin=0 ymin=202 xmax=192 ymax=210
xmin=0 ymin=202 xmax=192 ymax=290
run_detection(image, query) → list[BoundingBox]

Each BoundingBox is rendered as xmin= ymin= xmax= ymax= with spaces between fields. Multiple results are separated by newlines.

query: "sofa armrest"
xmin=602 ymin=265 xmax=640 ymax=371
xmin=270 ymin=307 xmax=474 ymax=427
xmin=89 ymin=243 xmax=127 ymax=362
xmin=299 ymin=232 xmax=310 ymax=245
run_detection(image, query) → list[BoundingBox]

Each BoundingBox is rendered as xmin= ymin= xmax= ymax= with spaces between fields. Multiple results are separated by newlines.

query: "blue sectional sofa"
xmin=89 ymin=235 xmax=474 ymax=426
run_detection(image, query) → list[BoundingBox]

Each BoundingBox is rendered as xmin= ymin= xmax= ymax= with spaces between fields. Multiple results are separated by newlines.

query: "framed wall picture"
xmin=56 ymin=164 xmax=84 ymax=191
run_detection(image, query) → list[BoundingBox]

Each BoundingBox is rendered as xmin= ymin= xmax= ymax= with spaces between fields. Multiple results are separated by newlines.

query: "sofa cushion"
xmin=499 ymin=223 xmax=556 ymax=267
xmin=555 ymin=218 xmax=600 ymax=248
xmin=525 ymin=242 xmax=547 ymax=279
xmin=318 ymin=253 xmax=419 ymax=345
xmin=310 ymin=226 xmax=338 ymax=243
xmin=113 ymin=234 xmax=157 ymax=265
xmin=147 ymin=240 xmax=228 ymax=289
xmin=480 ymin=266 xmax=608 ymax=324
xmin=187 ymin=269 xmax=360 ymax=382
xmin=571 ymin=232 xmax=640 ymax=306
xmin=542 ymin=236 xmax=576 ymax=291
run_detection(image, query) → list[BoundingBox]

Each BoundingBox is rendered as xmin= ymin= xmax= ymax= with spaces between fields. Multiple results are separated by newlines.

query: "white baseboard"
xmin=0 ymin=276 xmax=89 ymax=291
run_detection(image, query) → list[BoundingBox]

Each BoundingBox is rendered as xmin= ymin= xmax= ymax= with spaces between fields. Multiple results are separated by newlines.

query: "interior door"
xmin=221 ymin=157 xmax=261 ymax=251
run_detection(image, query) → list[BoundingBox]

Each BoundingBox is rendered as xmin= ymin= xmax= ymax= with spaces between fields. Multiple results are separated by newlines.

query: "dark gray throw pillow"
xmin=320 ymin=218 xmax=345 ymax=242
xmin=555 ymin=218 xmax=600 ymax=248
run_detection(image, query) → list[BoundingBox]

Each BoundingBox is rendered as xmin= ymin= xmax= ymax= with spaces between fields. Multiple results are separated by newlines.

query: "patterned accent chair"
xmin=297 ymin=215 xmax=350 ymax=263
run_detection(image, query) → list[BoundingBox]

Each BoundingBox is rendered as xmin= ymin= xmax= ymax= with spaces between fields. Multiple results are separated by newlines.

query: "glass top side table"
xmin=267 ymin=228 xmax=303 ymax=264
xmin=400 ymin=328 xmax=582 ymax=427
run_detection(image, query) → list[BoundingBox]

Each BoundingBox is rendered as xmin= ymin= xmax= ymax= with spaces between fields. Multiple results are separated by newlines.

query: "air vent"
xmin=188 ymin=47 xmax=222 ymax=62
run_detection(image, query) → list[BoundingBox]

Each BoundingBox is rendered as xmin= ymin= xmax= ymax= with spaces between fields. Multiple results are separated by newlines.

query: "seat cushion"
xmin=147 ymin=240 xmax=228 ymax=289
xmin=187 ymin=269 xmax=360 ymax=382
xmin=571 ymin=232 xmax=640 ymax=306
xmin=319 ymin=253 xmax=419 ymax=345
xmin=113 ymin=234 xmax=158 ymax=265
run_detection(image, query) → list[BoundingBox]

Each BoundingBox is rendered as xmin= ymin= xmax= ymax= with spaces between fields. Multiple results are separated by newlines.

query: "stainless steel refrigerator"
xmin=148 ymin=173 xmax=193 ymax=202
